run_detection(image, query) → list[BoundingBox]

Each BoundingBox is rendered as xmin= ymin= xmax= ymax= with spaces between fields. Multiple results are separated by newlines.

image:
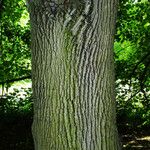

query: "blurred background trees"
xmin=0 ymin=0 xmax=31 ymax=94
xmin=115 ymin=0 xmax=150 ymax=128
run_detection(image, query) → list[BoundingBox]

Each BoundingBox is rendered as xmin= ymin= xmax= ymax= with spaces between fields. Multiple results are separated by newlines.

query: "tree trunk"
xmin=29 ymin=0 xmax=121 ymax=149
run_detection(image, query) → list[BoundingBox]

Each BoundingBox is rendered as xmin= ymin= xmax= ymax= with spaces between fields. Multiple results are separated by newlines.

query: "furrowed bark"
xmin=29 ymin=0 xmax=121 ymax=149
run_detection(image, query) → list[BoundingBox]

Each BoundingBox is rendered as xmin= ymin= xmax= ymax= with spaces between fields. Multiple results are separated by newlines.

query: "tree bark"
xmin=29 ymin=0 xmax=121 ymax=149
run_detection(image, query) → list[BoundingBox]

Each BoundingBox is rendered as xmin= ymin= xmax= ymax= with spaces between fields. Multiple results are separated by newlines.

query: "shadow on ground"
xmin=0 ymin=115 xmax=34 ymax=150
xmin=119 ymin=124 xmax=150 ymax=150
xmin=0 ymin=115 xmax=150 ymax=150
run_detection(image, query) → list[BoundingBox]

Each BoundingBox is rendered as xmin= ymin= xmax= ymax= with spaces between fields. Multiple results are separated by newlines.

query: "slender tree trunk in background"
xmin=29 ymin=0 xmax=121 ymax=149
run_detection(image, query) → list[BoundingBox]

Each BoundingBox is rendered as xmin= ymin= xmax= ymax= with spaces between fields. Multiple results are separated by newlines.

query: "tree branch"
xmin=0 ymin=75 xmax=31 ymax=85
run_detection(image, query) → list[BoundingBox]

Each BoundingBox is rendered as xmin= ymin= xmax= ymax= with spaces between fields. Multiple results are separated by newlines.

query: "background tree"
xmin=28 ymin=0 xmax=120 ymax=149
xmin=115 ymin=0 xmax=150 ymax=128
xmin=0 ymin=0 xmax=31 ymax=94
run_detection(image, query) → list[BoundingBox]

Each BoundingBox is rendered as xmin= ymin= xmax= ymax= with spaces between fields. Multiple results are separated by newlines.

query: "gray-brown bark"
xmin=29 ymin=0 xmax=121 ymax=149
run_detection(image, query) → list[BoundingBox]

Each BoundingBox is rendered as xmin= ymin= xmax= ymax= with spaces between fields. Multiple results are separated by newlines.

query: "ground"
xmin=120 ymin=126 xmax=150 ymax=149
xmin=0 ymin=115 xmax=149 ymax=150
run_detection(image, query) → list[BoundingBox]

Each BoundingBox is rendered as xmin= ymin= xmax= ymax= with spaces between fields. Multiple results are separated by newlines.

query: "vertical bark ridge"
xmin=29 ymin=0 xmax=120 ymax=149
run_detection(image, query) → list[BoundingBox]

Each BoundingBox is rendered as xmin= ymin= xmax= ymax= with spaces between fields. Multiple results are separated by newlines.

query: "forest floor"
xmin=0 ymin=115 xmax=150 ymax=150
xmin=120 ymin=127 xmax=150 ymax=149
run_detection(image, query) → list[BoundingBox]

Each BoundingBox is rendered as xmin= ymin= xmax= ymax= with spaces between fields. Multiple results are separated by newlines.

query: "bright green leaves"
xmin=115 ymin=0 xmax=150 ymax=115
xmin=0 ymin=0 xmax=31 ymax=85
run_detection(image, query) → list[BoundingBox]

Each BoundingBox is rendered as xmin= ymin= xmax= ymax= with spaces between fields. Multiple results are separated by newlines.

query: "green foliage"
xmin=0 ymin=87 xmax=33 ymax=150
xmin=0 ymin=88 xmax=33 ymax=120
xmin=116 ymin=0 xmax=150 ymax=89
xmin=115 ymin=0 xmax=150 ymax=129
xmin=116 ymin=79 xmax=150 ymax=128
xmin=0 ymin=0 xmax=31 ymax=86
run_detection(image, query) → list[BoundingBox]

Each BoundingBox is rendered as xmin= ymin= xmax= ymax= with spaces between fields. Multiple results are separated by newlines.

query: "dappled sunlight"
xmin=123 ymin=138 xmax=150 ymax=149
xmin=0 ymin=80 xmax=31 ymax=97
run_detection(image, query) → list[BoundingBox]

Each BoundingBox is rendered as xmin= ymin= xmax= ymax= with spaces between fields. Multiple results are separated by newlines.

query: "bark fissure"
xmin=29 ymin=0 xmax=121 ymax=149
